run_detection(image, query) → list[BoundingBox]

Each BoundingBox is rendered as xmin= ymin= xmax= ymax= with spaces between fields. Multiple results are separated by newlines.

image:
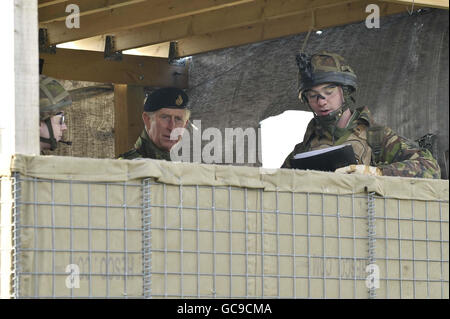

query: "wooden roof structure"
xmin=38 ymin=0 xmax=449 ymax=88
xmin=36 ymin=0 xmax=449 ymax=157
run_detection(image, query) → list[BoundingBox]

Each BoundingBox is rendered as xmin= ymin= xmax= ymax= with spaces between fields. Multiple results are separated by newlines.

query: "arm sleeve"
xmin=280 ymin=142 xmax=305 ymax=169
xmin=281 ymin=151 xmax=294 ymax=169
xmin=377 ymin=127 xmax=441 ymax=179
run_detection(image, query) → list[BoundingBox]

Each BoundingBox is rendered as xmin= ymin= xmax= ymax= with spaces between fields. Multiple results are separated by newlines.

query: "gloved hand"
xmin=335 ymin=164 xmax=382 ymax=176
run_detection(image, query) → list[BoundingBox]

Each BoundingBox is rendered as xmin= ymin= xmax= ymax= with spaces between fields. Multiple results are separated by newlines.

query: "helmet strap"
xmin=40 ymin=118 xmax=58 ymax=151
xmin=308 ymin=86 xmax=354 ymax=142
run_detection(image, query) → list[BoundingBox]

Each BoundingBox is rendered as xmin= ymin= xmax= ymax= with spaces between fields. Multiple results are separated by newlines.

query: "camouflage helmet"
xmin=296 ymin=51 xmax=357 ymax=102
xmin=39 ymin=75 xmax=72 ymax=120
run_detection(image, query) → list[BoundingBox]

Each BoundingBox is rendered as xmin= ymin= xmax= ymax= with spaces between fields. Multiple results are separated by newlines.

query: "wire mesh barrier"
xmin=11 ymin=175 xmax=144 ymax=298
xmin=372 ymin=196 xmax=448 ymax=298
xmin=143 ymin=181 xmax=449 ymax=298
xmin=146 ymin=182 xmax=374 ymax=298
xmin=0 ymin=155 xmax=448 ymax=298
xmin=5 ymin=169 xmax=448 ymax=299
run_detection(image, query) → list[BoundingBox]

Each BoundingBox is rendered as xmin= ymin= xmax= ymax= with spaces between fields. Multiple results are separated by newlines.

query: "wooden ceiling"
xmin=38 ymin=0 xmax=448 ymax=86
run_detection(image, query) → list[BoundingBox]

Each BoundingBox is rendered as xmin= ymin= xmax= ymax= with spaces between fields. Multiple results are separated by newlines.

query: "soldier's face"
xmin=39 ymin=112 xmax=68 ymax=149
xmin=144 ymin=108 xmax=188 ymax=152
xmin=305 ymin=83 xmax=344 ymax=116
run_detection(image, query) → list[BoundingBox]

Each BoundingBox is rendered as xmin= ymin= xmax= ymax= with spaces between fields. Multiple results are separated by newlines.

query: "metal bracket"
xmin=168 ymin=41 xmax=186 ymax=66
xmin=39 ymin=28 xmax=56 ymax=54
xmin=104 ymin=36 xmax=123 ymax=61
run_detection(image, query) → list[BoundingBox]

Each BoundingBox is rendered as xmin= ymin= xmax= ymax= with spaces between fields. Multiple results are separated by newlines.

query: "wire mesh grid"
xmin=1 ymin=176 xmax=15 ymax=297
xmin=145 ymin=180 xmax=446 ymax=299
xmin=12 ymin=173 xmax=144 ymax=298
xmin=10 ymin=174 xmax=449 ymax=299
xmin=373 ymin=196 xmax=449 ymax=298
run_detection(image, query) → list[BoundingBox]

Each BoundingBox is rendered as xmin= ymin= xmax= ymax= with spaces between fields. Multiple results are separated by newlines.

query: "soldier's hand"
xmin=335 ymin=164 xmax=382 ymax=176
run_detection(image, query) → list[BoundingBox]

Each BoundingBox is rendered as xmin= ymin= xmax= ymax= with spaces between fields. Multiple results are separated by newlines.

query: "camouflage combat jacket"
xmin=118 ymin=129 xmax=171 ymax=161
xmin=281 ymin=107 xmax=441 ymax=179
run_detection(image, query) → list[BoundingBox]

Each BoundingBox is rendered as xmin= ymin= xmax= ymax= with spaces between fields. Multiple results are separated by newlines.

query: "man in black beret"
xmin=118 ymin=87 xmax=190 ymax=160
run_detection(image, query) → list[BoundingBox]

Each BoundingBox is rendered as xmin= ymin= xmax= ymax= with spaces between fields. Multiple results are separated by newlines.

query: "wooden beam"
xmin=39 ymin=0 xmax=146 ymax=23
xmin=166 ymin=0 xmax=410 ymax=58
xmin=43 ymin=0 xmax=255 ymax=45
xmin=38 ymin=0 xmax=67 ymax=8
xmin=112 ymin=0 xmax=362 ymax=51
xmin=114 ymin=85 xmax=145 ymax=157
xmin=380 ymin=0 xmax=448 ymax=9
xmin=40 ymin=48 xmax=188 ymax=87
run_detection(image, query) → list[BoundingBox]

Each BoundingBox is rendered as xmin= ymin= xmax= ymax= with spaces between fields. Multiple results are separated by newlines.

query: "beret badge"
xmin=176 ymin=95 xmax=183 ymax=106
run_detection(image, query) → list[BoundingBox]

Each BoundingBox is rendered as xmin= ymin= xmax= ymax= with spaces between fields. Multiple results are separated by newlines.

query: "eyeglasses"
xmin=55 ymin=112 xmax=65 ymax=125
xmin=305 ymin=85 xmax=339 ymax=103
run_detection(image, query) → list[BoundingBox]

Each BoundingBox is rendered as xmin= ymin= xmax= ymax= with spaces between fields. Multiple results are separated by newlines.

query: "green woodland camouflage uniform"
xmin=282 ymin=51 xmax=440 ymax=179
xmin=281 ymin=106 xmax=441 ymax=179
xmin=118 ymin=129 xmax=171 ymax=161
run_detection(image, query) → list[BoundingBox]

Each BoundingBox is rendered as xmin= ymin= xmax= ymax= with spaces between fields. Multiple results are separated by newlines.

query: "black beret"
xmin=144 ymin=87 xmax=189 ymax=112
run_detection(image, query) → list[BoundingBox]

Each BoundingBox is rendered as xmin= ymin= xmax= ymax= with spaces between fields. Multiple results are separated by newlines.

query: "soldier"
xmin=281 ymin=51 xmax=440 ymax=179
xmin=118 ymin=87 xmax=190 ymax=160
xmin=39 ymin=75 xmax=72 ymax=153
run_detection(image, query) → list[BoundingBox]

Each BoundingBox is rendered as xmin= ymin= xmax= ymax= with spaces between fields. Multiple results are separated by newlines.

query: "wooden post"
xmin=0 ymin=0 xmax=39 ymax=299
xmin=0 ymin=0 xmax=39 ymax=155
xmin=114 ymin=85 xmax=145 ymax=157
xmin=14 ymin=0 xmax=40 ymax=155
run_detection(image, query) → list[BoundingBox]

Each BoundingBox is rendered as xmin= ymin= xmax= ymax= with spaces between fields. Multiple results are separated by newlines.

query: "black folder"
xmin=290 ymin=144 xmax=357 ymax=172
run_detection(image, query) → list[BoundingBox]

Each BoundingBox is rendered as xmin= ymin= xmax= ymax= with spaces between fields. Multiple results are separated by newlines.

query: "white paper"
xmin=293 ymin=144 xmax=351 ymax=159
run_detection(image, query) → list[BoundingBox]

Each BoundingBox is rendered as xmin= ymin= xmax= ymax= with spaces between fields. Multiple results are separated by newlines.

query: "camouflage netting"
xmin=43 ymin=80 xmax=115 ymax=159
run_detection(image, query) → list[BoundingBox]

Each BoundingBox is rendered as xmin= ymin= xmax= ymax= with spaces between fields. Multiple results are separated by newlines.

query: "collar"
xmin=305 ymin=106 xmax=373 ymax=143
xmin=135 ymin=129 xmax=171 ymax=160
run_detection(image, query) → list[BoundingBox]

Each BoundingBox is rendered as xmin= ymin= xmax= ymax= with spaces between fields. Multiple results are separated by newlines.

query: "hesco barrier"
xmin=0 ymin=154 xmax=448 ymax=298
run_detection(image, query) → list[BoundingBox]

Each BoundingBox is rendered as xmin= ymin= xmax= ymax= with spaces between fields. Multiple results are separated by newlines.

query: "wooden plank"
xmin=39 ymin=0 xmax=146 ymax=23
xmin=114 ymin=85 xmax=145 ymax=157
xmin=114 ymin=85 xmax=128 ymax=158
xmin=38 ymin=0 xmax=67 ymax=8
xmin=170 ymin=1 xmax=409 ymax=57
xmin=2 ymin=0 xmax=39 ymax=297
xmin=381 ymin=0 xmax=448 ymax=9
xmin=39 ymin=48 xmax=188 ymax=87
xmin=113 ymin=0 xmax=358 ymax=51
xmin=43 ymin=0 xmax=254 ymax=45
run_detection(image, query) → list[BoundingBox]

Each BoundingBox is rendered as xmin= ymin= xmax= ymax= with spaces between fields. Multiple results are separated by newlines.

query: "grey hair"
xmin=145 ymin=109 xmax=191 ymax=122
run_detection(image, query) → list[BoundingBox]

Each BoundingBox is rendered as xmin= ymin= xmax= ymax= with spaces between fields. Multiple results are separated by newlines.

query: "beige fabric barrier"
xmin=1 ymin=154 xmax=448 ymax=298
xmin=9 ymin=154 xmax=449 ymax=201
